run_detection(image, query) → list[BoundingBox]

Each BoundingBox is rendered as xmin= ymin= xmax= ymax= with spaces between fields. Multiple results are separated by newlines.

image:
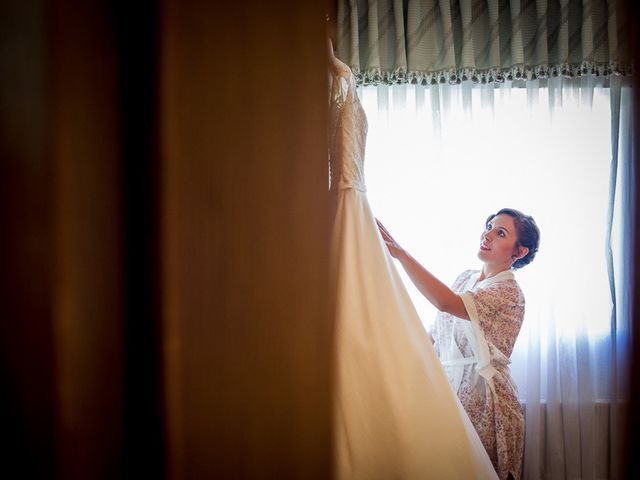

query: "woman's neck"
xmin=479 ymin=262 xmax=511 ymax=282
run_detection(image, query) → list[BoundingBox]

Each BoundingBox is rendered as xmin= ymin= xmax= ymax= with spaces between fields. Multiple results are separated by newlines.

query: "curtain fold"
xmin=607 ymin=75 xmax=633 ymax=479
xmin=336 ymin=0 xmax=632 ymax=86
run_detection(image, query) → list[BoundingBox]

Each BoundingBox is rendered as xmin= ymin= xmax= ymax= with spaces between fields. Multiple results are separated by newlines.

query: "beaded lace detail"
xmin=328 ymin=69 xmax=367 ymax=193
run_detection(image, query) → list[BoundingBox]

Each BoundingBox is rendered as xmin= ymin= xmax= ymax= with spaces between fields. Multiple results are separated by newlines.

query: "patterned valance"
xmin=335 ymin=0 xmax=632 ymax=85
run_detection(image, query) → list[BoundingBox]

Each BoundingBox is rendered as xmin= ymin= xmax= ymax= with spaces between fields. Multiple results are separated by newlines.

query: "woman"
xmin=378 ymin=208 xmax=540 ymax=480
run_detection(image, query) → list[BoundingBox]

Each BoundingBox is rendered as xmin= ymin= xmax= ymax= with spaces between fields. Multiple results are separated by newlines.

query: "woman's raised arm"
xmin=377 ymin=219 xmax=470 ymax=320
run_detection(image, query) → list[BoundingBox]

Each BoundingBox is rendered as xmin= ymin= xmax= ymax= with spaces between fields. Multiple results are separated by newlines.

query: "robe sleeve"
xmin=462 ymin=282 xmax=524 ymax=357
xmin=459 ymin=281 xmax=524 ymax=393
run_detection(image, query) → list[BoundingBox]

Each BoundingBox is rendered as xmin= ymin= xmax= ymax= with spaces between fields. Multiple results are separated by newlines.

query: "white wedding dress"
xmin=329 ymin=67 xmax=498 ymax=480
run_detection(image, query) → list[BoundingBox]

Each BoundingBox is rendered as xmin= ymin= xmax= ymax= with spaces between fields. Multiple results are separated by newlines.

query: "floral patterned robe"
xmin=430 ymin=269 xmax=525 ymax=480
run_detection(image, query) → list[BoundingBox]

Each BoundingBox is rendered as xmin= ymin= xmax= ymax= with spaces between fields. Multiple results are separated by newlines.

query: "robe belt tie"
xmin=441 ymin=356 xmax=507 ymax=396
xmin=441 ymin=357 xmax=477 ymax=367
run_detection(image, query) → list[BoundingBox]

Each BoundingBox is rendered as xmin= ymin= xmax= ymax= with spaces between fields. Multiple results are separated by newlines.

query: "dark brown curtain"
xmin=158 ymin=2 xmax=332 ymax=478
xmin=1 ymin=1 xmax=331 ymax=478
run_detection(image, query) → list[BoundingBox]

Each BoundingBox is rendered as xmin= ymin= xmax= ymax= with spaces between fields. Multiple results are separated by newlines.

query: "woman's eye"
xmin=498 ymin=230 xmax=505 ymax=237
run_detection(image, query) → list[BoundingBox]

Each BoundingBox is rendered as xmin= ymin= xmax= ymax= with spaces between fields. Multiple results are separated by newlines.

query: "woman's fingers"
xmin=376 ymin=219 xmax=405 ymax=259
xmin=376 ymin=219 xmax=393 ymax=241
xmin=378 ymin=227 xmax=390 ymax=242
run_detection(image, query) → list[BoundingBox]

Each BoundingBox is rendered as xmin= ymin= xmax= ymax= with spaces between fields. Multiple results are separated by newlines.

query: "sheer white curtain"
xmin=361 ymin=77 xmax=631 ymax=479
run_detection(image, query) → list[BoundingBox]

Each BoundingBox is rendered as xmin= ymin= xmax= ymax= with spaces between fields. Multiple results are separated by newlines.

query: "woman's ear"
xmin=513 ymin=246 xmax=529 ymax=261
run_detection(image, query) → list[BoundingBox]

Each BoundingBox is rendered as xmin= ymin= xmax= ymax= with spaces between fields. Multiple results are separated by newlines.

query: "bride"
xmin=328 ymin=40 xmax=498 ymax=479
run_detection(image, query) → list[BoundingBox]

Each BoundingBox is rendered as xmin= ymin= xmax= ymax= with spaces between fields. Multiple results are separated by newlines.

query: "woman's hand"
xmin=376 ymin=219 xmax=406 ymax=259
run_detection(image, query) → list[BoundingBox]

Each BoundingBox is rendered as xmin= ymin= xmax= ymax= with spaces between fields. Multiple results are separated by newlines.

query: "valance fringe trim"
xmin=352 ymin=62 xmax=633 ymax=87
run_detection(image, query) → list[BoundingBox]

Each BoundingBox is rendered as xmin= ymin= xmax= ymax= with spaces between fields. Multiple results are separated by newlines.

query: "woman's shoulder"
xmin=508 ymin=279 xmax=525 ymax=304
xmin=481 ymin=276 xmax=525 ymax=305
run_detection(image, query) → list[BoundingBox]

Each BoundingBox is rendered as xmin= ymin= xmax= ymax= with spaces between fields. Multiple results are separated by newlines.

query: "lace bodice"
xmin=328 ymin=69 xmax=367 ymax=192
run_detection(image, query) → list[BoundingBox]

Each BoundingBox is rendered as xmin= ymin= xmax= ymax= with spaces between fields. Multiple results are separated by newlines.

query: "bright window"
xmin=361 ymin=83 xmax=614 ymax=393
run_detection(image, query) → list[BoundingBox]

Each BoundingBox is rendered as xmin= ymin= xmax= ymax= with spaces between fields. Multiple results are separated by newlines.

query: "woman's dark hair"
xmin=486 ymin=208 xmax=540 ymax=269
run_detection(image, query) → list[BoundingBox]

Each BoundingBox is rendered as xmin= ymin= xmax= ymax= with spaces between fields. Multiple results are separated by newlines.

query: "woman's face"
xmin=477 ymin=214 xmax=525 ymax=266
